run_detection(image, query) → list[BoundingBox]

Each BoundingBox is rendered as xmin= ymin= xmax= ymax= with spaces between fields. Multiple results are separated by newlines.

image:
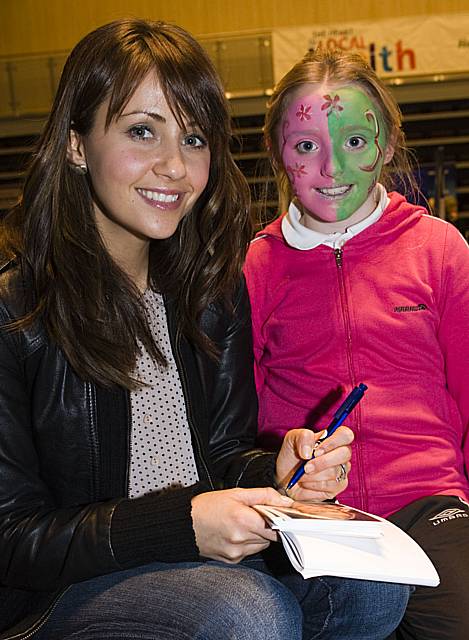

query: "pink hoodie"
xmin=244 ymin=192 xmax=469 ymax=518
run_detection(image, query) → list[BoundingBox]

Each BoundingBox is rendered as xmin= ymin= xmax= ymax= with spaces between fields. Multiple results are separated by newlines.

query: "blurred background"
xmin=1 ymin=0 xmax=469 ymax=237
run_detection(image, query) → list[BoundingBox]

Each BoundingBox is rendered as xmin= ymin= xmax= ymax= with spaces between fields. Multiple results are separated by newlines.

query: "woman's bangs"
xmin=105 ymin=59 xmax=152 ymax=127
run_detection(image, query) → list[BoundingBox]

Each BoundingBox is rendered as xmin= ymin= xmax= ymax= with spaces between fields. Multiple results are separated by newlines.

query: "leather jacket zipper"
xmin=9 ymin=587 xmax=70 ymax=640
xmin=173 ymin=330 xmax=214 ymax=490
xmin=86 ymin=382 xmax=101 ymax=499
xmin=126 ymin=390 xmax=132 ymax=497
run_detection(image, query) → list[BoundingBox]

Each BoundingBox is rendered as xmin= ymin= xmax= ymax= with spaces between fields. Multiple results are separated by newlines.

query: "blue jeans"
xmin=247 ymin=552 xmax=409 ymax=639
xmin=34 ymin=557 xmax=409 ymax=639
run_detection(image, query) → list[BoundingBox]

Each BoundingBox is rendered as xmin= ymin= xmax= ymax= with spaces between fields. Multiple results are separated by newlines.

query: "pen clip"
xmin=313 ymin=428 xmax=329 ymax=449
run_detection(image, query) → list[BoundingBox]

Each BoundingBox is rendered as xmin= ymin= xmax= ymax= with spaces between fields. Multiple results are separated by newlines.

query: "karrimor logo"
xmin=308 ymin=29 xmax=416 ymax=75
xmin=393 ymin=304 xmax=427 ymax=313
xmin=429 ymin=508 xmax=468 ymax=526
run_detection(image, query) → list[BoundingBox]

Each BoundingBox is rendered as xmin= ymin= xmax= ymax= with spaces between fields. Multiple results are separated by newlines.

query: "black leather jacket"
xmin=0 ymin=256 xmax=276 ymax=639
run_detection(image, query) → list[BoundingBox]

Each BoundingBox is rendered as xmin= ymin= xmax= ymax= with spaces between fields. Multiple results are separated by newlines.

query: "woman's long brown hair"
xmin=1 ymin=19 xmax=252 ymax=388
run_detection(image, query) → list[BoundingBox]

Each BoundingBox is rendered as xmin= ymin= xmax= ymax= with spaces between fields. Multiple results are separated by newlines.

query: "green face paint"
xmin=280 ymin=85 xmax=388 ymax=224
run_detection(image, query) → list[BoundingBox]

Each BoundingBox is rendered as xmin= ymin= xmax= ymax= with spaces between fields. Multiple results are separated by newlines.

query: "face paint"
xmin=280 ymin=84 xmax=388 ymax=225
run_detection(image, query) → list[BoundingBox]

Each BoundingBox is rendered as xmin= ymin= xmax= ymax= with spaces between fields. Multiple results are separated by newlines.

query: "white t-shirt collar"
xmin=281 ymin=184 xmax=390 ymax=250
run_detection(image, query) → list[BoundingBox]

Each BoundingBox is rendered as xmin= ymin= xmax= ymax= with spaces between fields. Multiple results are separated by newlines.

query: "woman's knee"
xmin=198 ymin=564 xmax=303 ymax=640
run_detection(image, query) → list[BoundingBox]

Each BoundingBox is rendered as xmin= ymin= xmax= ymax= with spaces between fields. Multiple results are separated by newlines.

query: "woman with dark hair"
xmin=0 ymin=20 xmax=408 ymax=640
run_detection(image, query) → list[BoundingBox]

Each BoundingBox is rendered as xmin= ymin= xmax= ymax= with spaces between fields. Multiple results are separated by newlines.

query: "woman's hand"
xmin=191 ymin=487 xmax=293 ymax=563
xmin=275 ymin=426 xmax=353 ymax=502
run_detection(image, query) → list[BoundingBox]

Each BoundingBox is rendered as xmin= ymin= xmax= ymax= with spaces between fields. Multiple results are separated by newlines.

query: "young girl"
xmin=244 ymin=49 xmax=469 ymax=640
xmin=0 ymin=21 xmax=408 ymax=640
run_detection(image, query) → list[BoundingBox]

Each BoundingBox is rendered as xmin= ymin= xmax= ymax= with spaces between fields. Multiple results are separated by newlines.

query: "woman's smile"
xmin=136 ymin=187 xmax=183 ymax=209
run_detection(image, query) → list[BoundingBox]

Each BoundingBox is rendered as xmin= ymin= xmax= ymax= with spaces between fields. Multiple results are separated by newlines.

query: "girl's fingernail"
xmin=301 ymin=445 xmax=312 ymax=459
xmin=280 ymin=494 xmax=293 ymax=503
xmin=314 ymin=447 xmax=324 ymax=457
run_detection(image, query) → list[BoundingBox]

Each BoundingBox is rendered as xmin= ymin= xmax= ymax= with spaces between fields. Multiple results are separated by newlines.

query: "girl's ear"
xmin=383 ymin=129 xmax=397 ymax=165
xmin=67 ymin=129 xmax=87 ymax=167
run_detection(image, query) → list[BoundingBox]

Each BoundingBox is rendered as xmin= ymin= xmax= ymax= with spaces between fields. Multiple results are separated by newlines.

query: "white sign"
xmin=272 ymin=14 xmax=469 ymax=82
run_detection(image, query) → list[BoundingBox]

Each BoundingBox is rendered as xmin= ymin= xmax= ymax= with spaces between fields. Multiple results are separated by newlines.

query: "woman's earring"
xmin=71 ymin=163 xmax=88 ymax=175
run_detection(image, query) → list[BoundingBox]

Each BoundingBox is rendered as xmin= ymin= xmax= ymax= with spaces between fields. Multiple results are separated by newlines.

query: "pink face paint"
xmin=322 ymin=94 xmax=344 ymax=116
xmin=280 ymin=92 xmax=336 ymax=220
xmin=279 ymin=84 xmax=388 ymax=224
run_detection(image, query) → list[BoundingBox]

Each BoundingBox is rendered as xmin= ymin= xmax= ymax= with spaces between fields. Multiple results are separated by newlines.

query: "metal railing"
xmin=0 ymin=32 xmax=274 ymax=120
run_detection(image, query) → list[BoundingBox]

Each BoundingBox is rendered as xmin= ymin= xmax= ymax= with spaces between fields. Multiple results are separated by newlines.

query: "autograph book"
xmin=254 ymin=502 xmax=439 ymax=587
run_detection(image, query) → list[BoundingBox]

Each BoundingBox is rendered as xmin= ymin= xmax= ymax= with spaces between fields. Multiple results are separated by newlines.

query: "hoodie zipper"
xmin=334 ymin=247 xmax=367 ymax=511
xmin=334 ymin=248 xmax=354 ymax=372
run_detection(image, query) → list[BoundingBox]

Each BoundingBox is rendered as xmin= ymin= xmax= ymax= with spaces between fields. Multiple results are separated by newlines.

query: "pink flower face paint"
xmin=280 ymin=85 xmax=388 ymax=225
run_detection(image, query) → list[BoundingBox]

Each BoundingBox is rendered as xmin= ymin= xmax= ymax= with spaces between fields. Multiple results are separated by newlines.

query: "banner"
xmin=272 ymin=14 xmax=469 ymax=82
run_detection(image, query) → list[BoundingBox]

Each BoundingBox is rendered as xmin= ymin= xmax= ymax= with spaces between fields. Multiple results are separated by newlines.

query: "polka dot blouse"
xmin=128 ymin=289 xmax=199 ymax=498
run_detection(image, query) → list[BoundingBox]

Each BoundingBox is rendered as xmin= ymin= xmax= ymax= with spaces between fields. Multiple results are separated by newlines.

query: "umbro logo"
xmin=393 ymin=304 xmax=428 ymax=313
xmin=429 ymin=508 xmax=468 ymax=526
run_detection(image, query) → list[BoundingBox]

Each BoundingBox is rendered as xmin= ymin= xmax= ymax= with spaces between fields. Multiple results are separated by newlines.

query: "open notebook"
xmin=255 ymin=502 xmax=439 ymax=586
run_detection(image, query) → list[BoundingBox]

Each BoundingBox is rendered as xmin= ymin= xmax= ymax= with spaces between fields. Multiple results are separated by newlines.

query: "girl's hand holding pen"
xmin=275 ymin=426 xmax=354 ymax=501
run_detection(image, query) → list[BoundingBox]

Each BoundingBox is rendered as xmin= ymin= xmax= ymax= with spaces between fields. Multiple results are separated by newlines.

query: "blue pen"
xmin=286 ymin=383 xmax=368 ymax=491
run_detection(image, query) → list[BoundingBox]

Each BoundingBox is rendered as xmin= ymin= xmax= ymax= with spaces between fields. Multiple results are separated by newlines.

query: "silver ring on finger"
xmin=336 ymin=463 xmax=347 ymax=483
